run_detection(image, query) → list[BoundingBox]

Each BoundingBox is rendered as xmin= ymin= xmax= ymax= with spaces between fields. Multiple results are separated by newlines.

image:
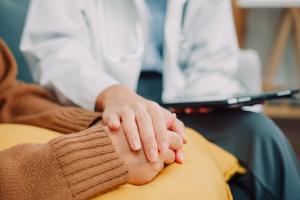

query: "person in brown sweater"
xmin=0 ymin=39 xmax=184 ymax=200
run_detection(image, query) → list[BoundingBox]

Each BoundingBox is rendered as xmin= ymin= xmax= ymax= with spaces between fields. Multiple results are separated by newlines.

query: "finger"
xmin=163 ymin=149 xmax=176 ymax=165
xmin=175 ymin=149 xmax=184 ymax=164
xmin=134 ymin=105 xmax=158 ymax=162
xmin=167 ymin=130 xmax=183 ymax=150
xmin=162 ymin=108 xmax=176 ymax=128
xmin=170 ymin=119 xmax=187 ymax=143
xmin=120 ymin=107 xmax=142 ymax=151
xmin=147 ymin=103 xmax=169 ymax=154
xmin=103 ymin=109 xmax=121 ymax=131
xmin=162 ymin=109 xmax=187 ymax=143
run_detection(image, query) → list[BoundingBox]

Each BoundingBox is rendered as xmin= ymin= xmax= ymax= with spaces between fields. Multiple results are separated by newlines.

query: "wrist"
xmin=96 ymin=85 xmax=142 ymax=111
xmin=49 ymin=126 xmax=129 ymax=198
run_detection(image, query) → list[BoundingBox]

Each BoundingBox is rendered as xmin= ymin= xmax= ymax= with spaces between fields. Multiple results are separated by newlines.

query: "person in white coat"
xmin=21 ymin=0 xmax=300 ymax=199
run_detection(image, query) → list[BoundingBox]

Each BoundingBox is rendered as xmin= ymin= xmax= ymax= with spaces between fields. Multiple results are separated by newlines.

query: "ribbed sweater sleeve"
xmin=0 ymin=126 xmax=130 ymax=200
xmin=0 ymin=39 xmax=101 ymax=133
xmin=0 ymin=40 xmax=130 ymax=199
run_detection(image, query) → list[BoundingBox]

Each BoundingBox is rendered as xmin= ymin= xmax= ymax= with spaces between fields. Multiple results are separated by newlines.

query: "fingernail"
xmin=160 ymin=141 xmax=169 ymax=153
xmin=183 ymin=134 xmax=187 ymax=143
xmin=149 ymin=148 xmax=158 ymax=162
xmin=178 ymin=152 xmax=184 ymax=163
xmin=132 ymin=139 xmax=141 ymax=150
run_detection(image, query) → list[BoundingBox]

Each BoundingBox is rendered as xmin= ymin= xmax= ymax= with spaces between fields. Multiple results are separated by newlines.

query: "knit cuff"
xmin=49 ymin=125 xmax=129 ymax=199
xmin=46 ymin=107 xmax=102 ymax=133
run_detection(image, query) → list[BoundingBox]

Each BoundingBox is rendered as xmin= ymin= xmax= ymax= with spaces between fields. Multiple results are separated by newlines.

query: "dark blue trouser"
xmin=137 ymin=72 xmax=300 ymax=200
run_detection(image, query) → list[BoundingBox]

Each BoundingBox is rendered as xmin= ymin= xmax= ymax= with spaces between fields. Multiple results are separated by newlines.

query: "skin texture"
xmin=108 ymin=126 xmax=183 ymax=185
xmin=96 ymin=85 xmax=186 ymax=163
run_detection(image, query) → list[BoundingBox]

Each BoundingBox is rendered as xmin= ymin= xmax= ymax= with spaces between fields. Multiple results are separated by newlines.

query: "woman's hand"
xmin=96 ymin=85 xmax=186 ymax=163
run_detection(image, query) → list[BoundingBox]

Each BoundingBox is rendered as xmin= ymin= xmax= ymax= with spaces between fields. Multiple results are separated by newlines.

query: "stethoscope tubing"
xmin=98 ymin=0 xmax=144 ymax=64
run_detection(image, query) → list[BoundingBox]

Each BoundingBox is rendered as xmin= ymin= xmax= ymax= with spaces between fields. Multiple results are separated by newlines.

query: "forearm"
xmin=0 ymin=39 xmax=102 ymax=133
xmin=1 ymin=83 xmax=102 ymax=133
xmin=0 ymin=126 xmax=129 ymax=200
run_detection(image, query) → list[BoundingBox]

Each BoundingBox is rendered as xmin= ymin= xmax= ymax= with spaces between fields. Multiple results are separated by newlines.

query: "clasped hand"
xmin=96 ymin=85 xmax=186 ymax=184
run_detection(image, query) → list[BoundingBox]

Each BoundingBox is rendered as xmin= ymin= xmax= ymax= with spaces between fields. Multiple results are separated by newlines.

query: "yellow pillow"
xmin=0 ymin=124 xmax=245 ymax=200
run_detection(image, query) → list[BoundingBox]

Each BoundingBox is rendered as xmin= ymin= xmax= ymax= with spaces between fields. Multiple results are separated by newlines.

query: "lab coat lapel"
xmin=162 ymin=0 xmax=186 ymax=102
xmin=134 ymin=0 xmax=148 ymax=33
xmin=183 ymin=0 xmax=208 ymax=32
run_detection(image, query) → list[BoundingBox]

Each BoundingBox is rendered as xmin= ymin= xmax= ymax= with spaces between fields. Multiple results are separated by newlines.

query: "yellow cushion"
xmin=0 ymin=124 xmax=245 ymax=200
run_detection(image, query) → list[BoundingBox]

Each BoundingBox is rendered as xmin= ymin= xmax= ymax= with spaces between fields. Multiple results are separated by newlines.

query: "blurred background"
xmin=232 ymin=0 xmax=300 ymax=160
xmin=0 ymin=0 xmax=299 ymax=159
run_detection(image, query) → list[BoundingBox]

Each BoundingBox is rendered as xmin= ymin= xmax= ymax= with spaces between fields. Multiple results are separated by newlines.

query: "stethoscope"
xmin=98 ymin=0 xmax=189 ymax=65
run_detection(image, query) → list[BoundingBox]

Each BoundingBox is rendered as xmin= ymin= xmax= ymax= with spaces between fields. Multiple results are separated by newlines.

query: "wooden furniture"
xmin=264 ymin=8 xmax=300 ymax=91
xmin=235 ymin=0 xmax=300 ymax=119
xmin=238 ymin=0 xmax=300 ymax=8
xmin=237 ymin=0 xmax=300 ymax=90
xmin=232 ymin=0 xmax=247 ymax=48
xmin=264 ymin=102 xmax=300 ymax=119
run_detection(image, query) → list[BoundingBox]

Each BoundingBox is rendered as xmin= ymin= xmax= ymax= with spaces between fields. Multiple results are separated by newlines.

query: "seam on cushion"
xmin=224 ymin=161 xmax=246 ymax=181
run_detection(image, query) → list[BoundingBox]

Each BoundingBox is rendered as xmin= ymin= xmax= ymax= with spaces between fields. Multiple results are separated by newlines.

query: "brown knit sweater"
xmin=0 ymin=39 xmax=130 ymax=200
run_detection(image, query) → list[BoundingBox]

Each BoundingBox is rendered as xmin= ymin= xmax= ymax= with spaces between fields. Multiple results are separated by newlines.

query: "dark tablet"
xmin=161 ymin=88 xmax=299 ymax=112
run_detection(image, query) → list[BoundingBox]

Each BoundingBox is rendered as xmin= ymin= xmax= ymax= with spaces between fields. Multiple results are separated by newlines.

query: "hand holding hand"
xmin=96 ymin=85 xmax=186 ymax=163
xmin=108 ymin=126 xmax=183 ymax=185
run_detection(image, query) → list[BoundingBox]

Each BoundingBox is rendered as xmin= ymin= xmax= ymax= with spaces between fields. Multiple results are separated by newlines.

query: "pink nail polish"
xmin=178 ymin=152 xmax=184 ymax=163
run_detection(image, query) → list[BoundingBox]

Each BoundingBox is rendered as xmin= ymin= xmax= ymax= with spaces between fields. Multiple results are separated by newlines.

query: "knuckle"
xmin=120 ymin=106 xmax=132 ymax=116
xmin=148 ymin=101 xmax=160 ymax=109
xmin=156 ymin=128 xmax=167 ymax=139
xmin=175 ymin=136 xmax=184 ymax=147
xmin=168 ymin=133 xmax=182 ymax=149
xmin=132 ymin=102 xmax=145 ymax=112
xmin=144 ymin=135 xmax=156 ymax=144
xmin=148 ymin=102 xmax=162 ymax=114
xmin=177 ymin=136 xmax=184 ymax=147
xmin=122 ymin=122 xmax=134 ymax=133
xmin=137 ymin=112 xmax=151 ymax=123
xmin=161 ymin=136 xmax=169 ymax=144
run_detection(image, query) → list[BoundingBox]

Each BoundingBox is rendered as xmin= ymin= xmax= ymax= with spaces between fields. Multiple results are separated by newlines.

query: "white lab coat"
xmin=21 ymin=0 xmax=243 ymax=111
